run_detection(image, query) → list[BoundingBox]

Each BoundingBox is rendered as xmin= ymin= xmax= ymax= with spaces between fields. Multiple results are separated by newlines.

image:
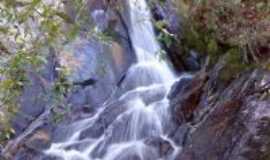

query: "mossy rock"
xmin=218 ymin=48 xmax=255 ymax=83
xmin=181 ymin=22 xmax=221 ymax=59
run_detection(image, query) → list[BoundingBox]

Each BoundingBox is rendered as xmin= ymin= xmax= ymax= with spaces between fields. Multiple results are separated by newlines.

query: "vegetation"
xmin=175 ymin=0 xmax=269 ymax=68
xmin=0 ymin=0 xmax=91 ymax=144
xmin=0 ymin=0 xmax=269 ymax=147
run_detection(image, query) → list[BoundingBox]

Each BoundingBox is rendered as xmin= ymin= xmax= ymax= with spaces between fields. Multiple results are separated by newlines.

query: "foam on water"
xmin=44 ymin=0 xmax=189 ymax=159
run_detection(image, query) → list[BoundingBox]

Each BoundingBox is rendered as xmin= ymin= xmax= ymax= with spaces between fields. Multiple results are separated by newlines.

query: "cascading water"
xmin=45 ymin=0 xmax=190 ymax=159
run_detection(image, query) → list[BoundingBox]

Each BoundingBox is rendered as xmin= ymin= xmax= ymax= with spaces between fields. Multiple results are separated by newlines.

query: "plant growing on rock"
xmin=0 ymin=0 xmax=90 ymax=144
xmin=175 ymin=0 xmax=270 ymax=68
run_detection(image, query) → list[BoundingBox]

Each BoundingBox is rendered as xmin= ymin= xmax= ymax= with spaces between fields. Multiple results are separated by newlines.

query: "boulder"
xmin=12 ymin=52 xmax=57 ymax=136
xmin=6 ymin=0 xmax=135 ymax=159
xmin=25 ymin=129 xmax=51 ymax=152
xmin=144 ymin=136 xmax=173 ymax=158
xmin=168 ymin=75 xmax=193 ymax=99
xmin=170 ymin=71 xmax=208 ymax=124
xmin=79 ymin=99 xmax=130 ymax=139
xmin=169 ymin=59 xmax=270 ymax=160
xmin=184 ymin=50 xmax=201 ymax=71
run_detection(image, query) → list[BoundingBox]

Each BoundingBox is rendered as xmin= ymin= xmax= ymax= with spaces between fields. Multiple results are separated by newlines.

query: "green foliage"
xmin=182 ymin=25 xmax=205 ymax=54
xmin=155 ymin=20 xmax=176 ymax=48
xmin=0 ymin=124 xmax=15 ymax=143
xmin=52 ymin=67 xmax=71 ymax=102
xmin=0 ymin=52 xmax=46 ymax=143
xmin=207 ymin=39 xmax=219 ymax=58
xmin=0 ymin=0 xmax=90 ymax=144
xmin=213 ymin=47 xmax=256 ymax=85
xmin=177 ymin=0 xmax=270 ymax=64
xmin=47 ymin=63 xmax=74 ymax=124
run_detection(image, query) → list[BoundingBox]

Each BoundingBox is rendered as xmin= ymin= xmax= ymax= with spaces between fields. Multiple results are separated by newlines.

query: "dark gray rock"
xmin=121 ymin=65 xmax=165 ymax=91
xmin=6 ymin=0 xmax=135 ymax=159
xmin=12 ymin=53 xmax=56 ymax=136
xmin=14 ymin=149 xmax=40 ymax=160
xmin=168 ymin=75 xmax=192 ymax=99
xmin=184 ymin=50 xmax=201 ymax=71
xmin=149 ymin=0 xmax=186 ymax=71
xmin=169 ymin=124 xmax=190 ymax=146
xmin=170 ymin=71 xmax=208 ymax=124
xmin=144 ymin=136 xmax=173 ymax=158
xmin=41 ymin=156 xmax=64 ymax=160
xmin=79 ymin=99 xmax=130 ymax=139
xmin=150 ymin=0 xmax=182 ymax=34
xmin=169 ymin=65 xmax=270 ymax=160
xmin=25 ymin=128 xmax=51 ymax=152
xmin=64 ymin=139 xmax=94 ymax=151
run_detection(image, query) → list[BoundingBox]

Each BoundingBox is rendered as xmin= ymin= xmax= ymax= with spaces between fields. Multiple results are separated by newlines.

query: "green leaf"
xmin=207 ymin=39 xmax=218 ymax=55
xmin=67 ymin=25 xmax=80 ymax=40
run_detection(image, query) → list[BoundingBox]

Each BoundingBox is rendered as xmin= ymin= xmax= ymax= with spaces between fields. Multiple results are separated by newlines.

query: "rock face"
xmin=4 ymin=0 xmax=135 ymax=159
xmin=59 ymin=0 xmax=134 ymax=110
xmin=59 ymin=37 xmax=133 ymax=109
xmin=151 ymin=0 xmax=182 ymax=34
xmin=150 ymin=0 xmax=185 ymax=72
xmin=169 ymin=57 xmax=270 ymax=160
xmin=12 ymin=52 xmax=57 ymax=136
xmin=150 ymin=0 xmax=201 ymax=72
xmin=4 ymin=1 xmax=270 ymax=160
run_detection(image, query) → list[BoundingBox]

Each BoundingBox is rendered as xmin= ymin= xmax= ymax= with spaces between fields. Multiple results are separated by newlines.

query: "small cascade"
xmin=44 ymin=0 xmax=191 ymax=159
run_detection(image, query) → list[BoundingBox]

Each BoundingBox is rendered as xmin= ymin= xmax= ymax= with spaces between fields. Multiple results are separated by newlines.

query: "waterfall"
xmin=44 ymin=0 xmax=190 ymax=159
xmin=126 ymin=0 xmax=175 ymax=88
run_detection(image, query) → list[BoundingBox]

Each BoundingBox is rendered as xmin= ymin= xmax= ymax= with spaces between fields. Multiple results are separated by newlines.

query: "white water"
xmin=45 ymin=0 xmax=190 ymax=159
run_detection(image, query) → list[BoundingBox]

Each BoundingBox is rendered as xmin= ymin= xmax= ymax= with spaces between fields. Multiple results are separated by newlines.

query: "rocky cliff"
xmin=170 ymin=57 xmax=270 ymax=160
xmin=1 ymin=0 xmax=269 ymax=160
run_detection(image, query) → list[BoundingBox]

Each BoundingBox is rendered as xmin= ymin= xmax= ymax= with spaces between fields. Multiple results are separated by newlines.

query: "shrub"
xmin=176 ymin=0 xmax=270 ymax=65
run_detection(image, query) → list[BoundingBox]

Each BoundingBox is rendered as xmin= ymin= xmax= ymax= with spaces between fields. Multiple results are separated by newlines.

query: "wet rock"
xmin=144 ymin=136 xmax=173 ymax=158
xmin=151 ymin=0 xmax=203 ymax=72
xmin=168 ymin=54 xmax=270 ymax=160
xmin=107 ymin=108 xmax=161 ymax=143
xmin=177 ymin=98 xmax=270 ymax=160
xmin=6 ymin=0 xmax=135 ymax=158
xmin=149 ymin=0 xmax=185 ymax=71
xmin=120 ymin=84 xmax=167 ymax=105
xmin=117 ymin=155 xmax=141 ymax=160
xmin=79 ymin=99 xmax=130 ymax=139
xmin=110 ymin=151 xmax=154 ymax=160
xmin=170 ymin=71 xmax=208 ymax=124
xmin=41 ymin=156 xmax=64 ymax=160
xmin=58 ymin=39 xmax=117 ymax=108
xmin=105 ymin=142 xmax=159 ymax=160
xmin=14 ymin=148 xmax=41 ymax=160
xmin=170 ymin=67 xmax=270 ymax=160
xmin=121 ymin=64 xmax=166 ymax=91
xmin=0 ymin=145 xmax=3 ymax=155
xmin=58 ymin=0 xmax=135 ymax=110
xmin=25 ymin=129 xmax=51 ymax=152
xmin=184 ymin=50 xmax=201 ymax=71
xmin=91 ymin=9 xmax=109 ymax=31
xmin=169 ymin=124 xmax=190 ymax=146
xmin=12 ymin=52 xmax=57 ymax=136
xmin=64 ymin=139 xmax=94 ymax=151
xmin=168 ymin=75 xmax=193 ymax=99
xmin=151 ymin=0 xmax=182 ymax=34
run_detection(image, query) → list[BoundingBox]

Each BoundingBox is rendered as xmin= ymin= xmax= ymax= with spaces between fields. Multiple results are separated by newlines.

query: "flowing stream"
xmin=45 ymin=0 xmax=189 ymax=159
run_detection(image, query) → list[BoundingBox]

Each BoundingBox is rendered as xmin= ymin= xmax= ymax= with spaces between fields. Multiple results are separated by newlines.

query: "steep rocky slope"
xmin=1 ymin=0 xmax=269 ymax=160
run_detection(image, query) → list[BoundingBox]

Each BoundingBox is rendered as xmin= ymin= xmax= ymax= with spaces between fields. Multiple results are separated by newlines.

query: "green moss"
xmin=182 ymin=22 xmax=254 ymax=81
xmin=183 ymin=26 xmax=205 ymax=54
xmin=181 ymin=22 xmax=222 ymax=66
xmin=218 ymin=48 xmax=256 ymax=82
xmin=207 ymin=39 xmax=218 ymax=56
